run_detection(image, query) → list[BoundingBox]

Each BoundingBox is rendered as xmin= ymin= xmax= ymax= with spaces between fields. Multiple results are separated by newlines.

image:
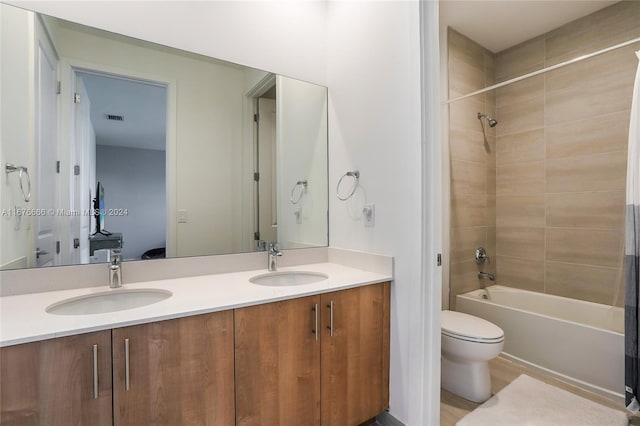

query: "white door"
xmin=72 ymin=76 xmax=95 ymax=264
xmin=33 ymin=19 xmax=58 ymax=267
xmin=257 ymin=97 xmax=277 ymax=245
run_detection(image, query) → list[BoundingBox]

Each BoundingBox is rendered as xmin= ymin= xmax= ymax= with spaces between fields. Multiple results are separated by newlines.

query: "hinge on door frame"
xmin=74 ymin=165 xmax=80 ymax=176
xmin=56 ymin=241 xmax=61 ymax=254
xmin=437 ymin=253 xmax=442 ymax=266
xmin=253 ymin=172 xmax=260 ymax=182
xmin=56 ymin=81 xmax=61 ymax=95
xmin=73 ymin=92 xmax=80 ymax=104
xmin=254 ymin=231 xmax=260 ymax=241
xmin=56 ymin=161 xmax=60 ymax=173
xmin=253 ymin=113 xmax=259 ymax=123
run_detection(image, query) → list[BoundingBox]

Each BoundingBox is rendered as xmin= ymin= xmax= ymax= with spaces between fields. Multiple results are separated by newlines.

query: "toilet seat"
xmin=442 ymin=310 xmax=504 ymax=343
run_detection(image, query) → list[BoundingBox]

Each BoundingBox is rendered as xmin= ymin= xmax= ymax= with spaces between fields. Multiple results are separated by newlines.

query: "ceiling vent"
xmin=106 ymin=114 xmax=124 ymax=121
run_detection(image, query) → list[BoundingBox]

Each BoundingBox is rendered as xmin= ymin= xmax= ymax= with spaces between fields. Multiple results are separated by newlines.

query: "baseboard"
xmin=377 ymin=411 xmax=405 ymax=426
xmin=499 ymin=353 xmax=624 ymax=404
xmin=1 ymin=256 xmax=28 ymax=270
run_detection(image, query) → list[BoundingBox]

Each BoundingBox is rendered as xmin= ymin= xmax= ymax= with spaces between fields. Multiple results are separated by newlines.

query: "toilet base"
xmin=441 ymin=356 xmax=492 ymax=403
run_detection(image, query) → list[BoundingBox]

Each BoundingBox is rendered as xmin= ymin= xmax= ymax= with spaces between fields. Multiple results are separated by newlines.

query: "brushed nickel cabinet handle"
xmin=312 ymin=303 xmax=318 ymax=341
xmin=327 ymin=301 xmax=334 ymax=337
xmin=124 ymin=338 xmax=130 ymax=391
xmin=92 ymin=344 xmax=99 ymax=399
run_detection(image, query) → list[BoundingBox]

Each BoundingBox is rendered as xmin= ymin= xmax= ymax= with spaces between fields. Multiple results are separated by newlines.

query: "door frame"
xmin=418 ymin=1 xmax=443 ymax=425
xmin=32 ymin=13 xmax=60 ymax=268
xmin=58 ymin=58 xmax=177 ymax=261
xmin=243 ymin=73 xmax=276 ymax=252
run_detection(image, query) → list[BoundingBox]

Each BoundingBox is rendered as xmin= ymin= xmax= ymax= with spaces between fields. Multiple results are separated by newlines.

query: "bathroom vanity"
xmin=1 ymin=312 xmax=234 ymax=426
xmin=235 ymin=282 xmax=390 ymax=426
xmin=0 ymin=258 xmax=391 ymax=426
xmin=1 ymin=2 xmax=398 ymax=425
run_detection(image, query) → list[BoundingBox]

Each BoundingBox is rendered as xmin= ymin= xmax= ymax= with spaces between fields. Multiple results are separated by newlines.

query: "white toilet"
xmin=441 ymin=310 xmax=504 ymax=403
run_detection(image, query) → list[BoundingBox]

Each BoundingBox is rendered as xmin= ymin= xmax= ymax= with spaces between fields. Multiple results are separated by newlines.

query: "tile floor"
xmin=441 ymin=356 xmax=629 ymax=426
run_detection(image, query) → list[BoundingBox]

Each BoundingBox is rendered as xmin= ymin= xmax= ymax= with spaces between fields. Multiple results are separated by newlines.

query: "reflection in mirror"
xmin=0 ymin=3 xmax=328 ymax=271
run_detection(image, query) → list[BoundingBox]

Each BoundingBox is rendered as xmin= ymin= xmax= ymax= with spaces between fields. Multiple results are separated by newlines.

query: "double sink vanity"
xmin=0 ymin=5 xmax=389 ymax=425
xmin=45 ymin=271 xmax=331 ymax=316
xmin=0 ymin=249 xmax=392 ymax=426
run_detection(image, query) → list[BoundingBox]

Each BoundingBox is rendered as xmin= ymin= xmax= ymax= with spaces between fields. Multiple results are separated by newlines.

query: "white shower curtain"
xmin=626 ymin=49 xmax=640 ymax=413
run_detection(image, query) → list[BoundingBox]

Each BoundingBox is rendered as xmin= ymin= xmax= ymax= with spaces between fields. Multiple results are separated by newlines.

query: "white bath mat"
xmin=456 ymin=374 xmax=627 ymax=426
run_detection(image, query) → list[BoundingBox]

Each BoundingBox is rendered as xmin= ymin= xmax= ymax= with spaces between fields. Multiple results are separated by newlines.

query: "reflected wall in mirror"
xmin=0 ymin=3 xmax=328 ymax=270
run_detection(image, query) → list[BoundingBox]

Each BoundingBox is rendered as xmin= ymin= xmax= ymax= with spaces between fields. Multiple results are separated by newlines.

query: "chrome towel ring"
xmin=5 ymin=163 xmax=31 ymax=203
xmin=336 ymin=170 xmax=359 ymax=201
xmin=290 ymin=180 xmax=308 ymax=204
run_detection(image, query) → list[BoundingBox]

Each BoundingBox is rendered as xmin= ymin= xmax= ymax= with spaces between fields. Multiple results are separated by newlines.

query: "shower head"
xmin=477 ymin=112 xmax=498 ymax=127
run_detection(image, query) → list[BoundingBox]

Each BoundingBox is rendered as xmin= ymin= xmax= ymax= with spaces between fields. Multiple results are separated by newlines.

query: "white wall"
xmin=10 ymin=1 xmax=327 ymax=86
xmin=2 ymin=1 xmax=436 ymax=424
xmin=95 ymin=145 xmax=166 ymax=260
xmin=327 ymin=2 xmax=425 ymax=424
xmin=0 ymin=5 xmax=34 ymax=269
xmin=277 ymin=75 xmax=328 ymax=249
xmin=54 ymin=20 xmax=248 ymax=258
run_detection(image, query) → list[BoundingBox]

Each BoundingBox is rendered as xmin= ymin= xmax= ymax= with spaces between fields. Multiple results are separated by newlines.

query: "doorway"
xmin=71 ymin=69 xmax=168 ymax=263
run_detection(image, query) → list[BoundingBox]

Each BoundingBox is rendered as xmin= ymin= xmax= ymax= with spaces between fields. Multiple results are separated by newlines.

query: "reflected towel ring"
xmin=290 ymin=180 xmax=308 ymax=204
xmin=5 ymin=163 xmax=31 ymax=203
xmin=336 ymin=170 xmax=359 ymax=201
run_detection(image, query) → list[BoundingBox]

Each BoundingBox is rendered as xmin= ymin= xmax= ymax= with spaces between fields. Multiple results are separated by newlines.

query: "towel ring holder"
xmin=336 ymin=170 xmax=359 ymax=201
xmin=290 ymin=180 xmax=308 ymax=204
xmin=5 ymin=163 xmax=31 ymax=203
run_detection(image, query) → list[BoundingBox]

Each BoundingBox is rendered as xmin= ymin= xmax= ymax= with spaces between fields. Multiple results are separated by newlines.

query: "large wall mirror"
xmin=0 ymin=3 xmax=328 ymax=271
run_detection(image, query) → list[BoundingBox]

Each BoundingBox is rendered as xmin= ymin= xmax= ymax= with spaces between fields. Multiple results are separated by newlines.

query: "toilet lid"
xmin=441 ymin=310 xmax=504 ymax=342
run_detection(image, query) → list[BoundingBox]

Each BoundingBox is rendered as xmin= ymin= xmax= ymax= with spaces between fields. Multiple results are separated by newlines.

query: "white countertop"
xmin=0 ymin=262 xmax=391 ymax=347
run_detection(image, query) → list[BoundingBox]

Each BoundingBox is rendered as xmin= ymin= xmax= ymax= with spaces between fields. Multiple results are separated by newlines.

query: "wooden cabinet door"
xmin=0 ymin=330 xmax=113 ymax=426
xmin=320 ymin=282 xmax=390 ymax=426
xmin=235 ymin=295 xmax=321 ymax=426
xmin=112 ymin=311 xmax=235 ymax=426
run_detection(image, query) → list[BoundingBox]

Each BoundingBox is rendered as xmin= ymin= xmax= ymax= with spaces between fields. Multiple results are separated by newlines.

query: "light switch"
xmin=178 ymin=209 xmax=188 ymax=223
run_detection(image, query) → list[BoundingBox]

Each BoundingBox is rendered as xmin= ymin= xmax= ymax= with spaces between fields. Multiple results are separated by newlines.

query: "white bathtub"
xmin=456 ymin=285 xmax=624 ymax=401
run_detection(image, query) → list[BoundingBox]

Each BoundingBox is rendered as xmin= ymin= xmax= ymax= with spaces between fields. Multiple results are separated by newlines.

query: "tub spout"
xmin=478 ymin=272 xmax=495 ymax=281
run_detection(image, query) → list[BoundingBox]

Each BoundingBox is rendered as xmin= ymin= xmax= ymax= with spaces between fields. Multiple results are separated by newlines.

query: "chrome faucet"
xmin=478 ymin=272 xmax=495 ymax=281
xmin=109 ymin=249 xmax=122 ymax=288
xmin=267 ymin=243 xmax=282 ymax=272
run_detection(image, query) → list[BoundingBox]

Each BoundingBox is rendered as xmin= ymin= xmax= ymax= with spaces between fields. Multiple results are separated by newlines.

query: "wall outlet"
xmin=363 ymin=204 xmax=375 ymax=227
xmin=178 ymin=209 xmax=188 ymax=223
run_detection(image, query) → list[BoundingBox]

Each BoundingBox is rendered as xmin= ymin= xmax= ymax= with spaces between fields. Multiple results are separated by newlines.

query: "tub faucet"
xmin=268 ymin=243 xmax=282 ymax=272
xmin=478 ymin=272 xmax=495 ymax=281
xmin=109 ymin=249 xmax=122 ymax=288
xmin=475 ymin=247 xmax=491 ymax=264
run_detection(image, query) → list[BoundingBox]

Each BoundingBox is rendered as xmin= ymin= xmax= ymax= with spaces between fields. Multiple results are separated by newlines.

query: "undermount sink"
xmin=46 ymin=288 xmax=173 ymax=316
xmin=250 ymin=271 xmax=328 ymax=286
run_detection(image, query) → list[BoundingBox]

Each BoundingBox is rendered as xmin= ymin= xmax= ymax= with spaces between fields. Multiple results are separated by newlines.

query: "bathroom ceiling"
xmin=440 ymin=0 xmax=620 ymax=53
xmin=79 ymin=72 xmax=167 ymax=151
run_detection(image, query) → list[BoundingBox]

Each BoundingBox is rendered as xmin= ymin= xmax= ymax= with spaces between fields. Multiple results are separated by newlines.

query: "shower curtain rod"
xmin=447 ymin=36 xmax=640 ymax=104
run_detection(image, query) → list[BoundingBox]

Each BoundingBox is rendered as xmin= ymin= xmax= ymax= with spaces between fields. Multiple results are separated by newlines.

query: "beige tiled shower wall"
xmin=493 ymin=1 xmax=640 ymax=307
xmin=448 ymin=29 xmax=496 ymax=309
